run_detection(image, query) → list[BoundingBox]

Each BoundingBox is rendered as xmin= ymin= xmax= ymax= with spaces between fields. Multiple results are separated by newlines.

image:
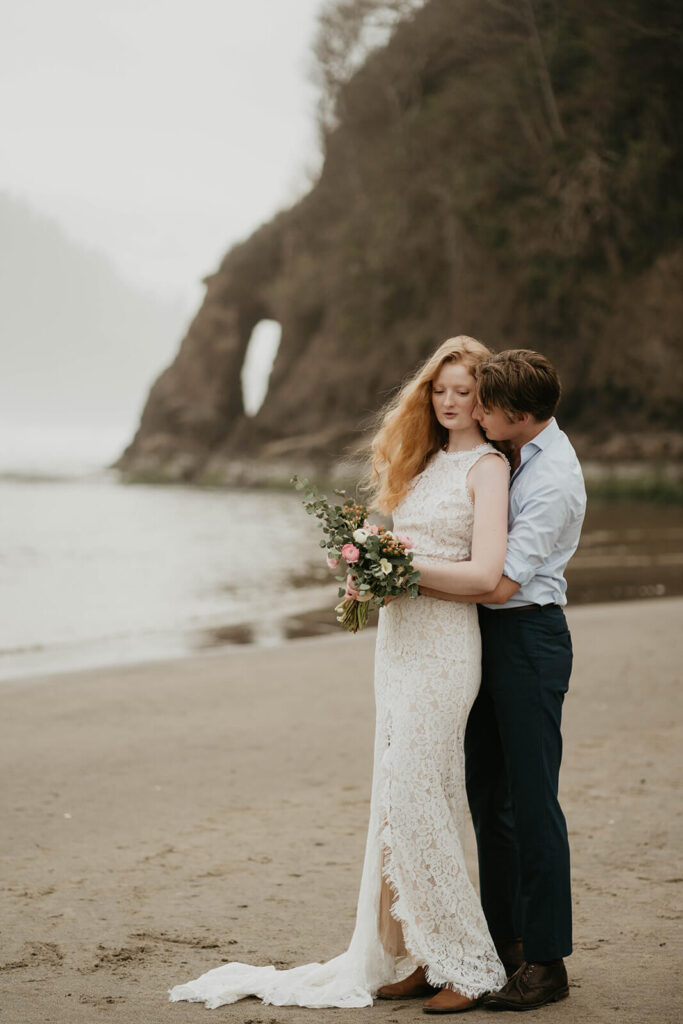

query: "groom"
xmin=422 ymin=349 xmax=586 ymax=1011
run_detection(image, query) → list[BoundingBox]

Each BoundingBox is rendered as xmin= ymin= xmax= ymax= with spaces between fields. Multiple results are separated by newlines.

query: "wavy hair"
xmin=366 ymin=336 xmax=493 ymax=513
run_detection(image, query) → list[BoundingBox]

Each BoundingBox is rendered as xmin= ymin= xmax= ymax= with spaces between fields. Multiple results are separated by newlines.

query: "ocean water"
xmin=0 ymin=470 xmax=337 ymax=682
xmin=2 ymin=466 xmax=681 ymax=684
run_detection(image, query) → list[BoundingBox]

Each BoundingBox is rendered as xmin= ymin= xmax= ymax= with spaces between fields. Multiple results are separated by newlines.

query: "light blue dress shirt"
xmin=484 ymin=418 xmax=586 ymax=609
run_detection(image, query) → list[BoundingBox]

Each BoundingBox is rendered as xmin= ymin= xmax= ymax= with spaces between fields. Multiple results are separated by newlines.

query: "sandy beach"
xmin=1 ymin=598 xmax=681 ymax=1024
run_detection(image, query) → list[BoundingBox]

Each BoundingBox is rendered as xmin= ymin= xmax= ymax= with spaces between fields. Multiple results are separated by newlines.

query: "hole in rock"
xmin=241 ymin=319 xmax=282 ymax=417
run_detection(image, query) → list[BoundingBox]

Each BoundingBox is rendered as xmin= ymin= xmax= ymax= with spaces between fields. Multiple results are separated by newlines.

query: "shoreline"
xmin=0 ymin=590 xmax=678 ymax=689
xmin=0 ymin=597 xmax=681 ymax=1023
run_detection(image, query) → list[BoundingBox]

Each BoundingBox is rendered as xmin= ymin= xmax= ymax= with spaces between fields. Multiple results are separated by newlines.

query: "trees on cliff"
xmin=119 ymin=0 xmax=683 ymax=477
xmin=309 ymin=0 xmax=682 ymax=400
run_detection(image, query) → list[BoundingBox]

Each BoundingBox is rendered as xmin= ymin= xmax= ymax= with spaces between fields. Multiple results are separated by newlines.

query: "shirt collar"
xmin=521 ymin=417 xmax=558 ymax=454
xmin=514 ymin=418 xmax=559 ymax=475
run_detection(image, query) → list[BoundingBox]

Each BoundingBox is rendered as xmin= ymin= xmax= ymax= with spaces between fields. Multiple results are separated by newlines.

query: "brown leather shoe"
xmin=423 ymin=988 xmax=483 ymax=1014
xmin=377 ymin=966 xmax=439 ymax=1000
xmin=484 ymin=960 xmax=569 ymax=1011
xmin=496 ymin=938 xmax=524 ymax=978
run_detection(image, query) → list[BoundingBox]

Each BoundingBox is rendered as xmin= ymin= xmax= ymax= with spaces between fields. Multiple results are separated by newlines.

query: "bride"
xmin=169 ymin=336 xmax=509 ymax=1013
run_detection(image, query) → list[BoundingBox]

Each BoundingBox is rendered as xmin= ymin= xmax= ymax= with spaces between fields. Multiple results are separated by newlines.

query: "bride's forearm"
xmin=419 ymin=586 xmax=480 ymax=603
xmin=419 ymin=576 xmax=521 ymax=605
xmin=412 ymin=558 xmax=502 ymax=596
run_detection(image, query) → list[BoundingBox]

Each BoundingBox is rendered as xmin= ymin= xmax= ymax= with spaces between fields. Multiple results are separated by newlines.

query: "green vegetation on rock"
xmin=117 ymin=0 xmax=683 ymax=483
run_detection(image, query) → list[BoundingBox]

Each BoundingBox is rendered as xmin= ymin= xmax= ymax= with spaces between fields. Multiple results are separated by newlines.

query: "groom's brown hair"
xmin=475 ymin=349 xmax=561 ymax=422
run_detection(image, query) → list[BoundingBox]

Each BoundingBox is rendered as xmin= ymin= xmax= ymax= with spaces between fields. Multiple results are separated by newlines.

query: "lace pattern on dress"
xmin=374 ymin=444 xmax=508 ymax=995
xmin=168 ymin=443 xmax=508 ymax=1008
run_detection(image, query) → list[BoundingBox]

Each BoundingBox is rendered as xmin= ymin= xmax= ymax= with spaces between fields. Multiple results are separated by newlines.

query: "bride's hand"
xmin=344 ymin=575 xmax=372 ymax=602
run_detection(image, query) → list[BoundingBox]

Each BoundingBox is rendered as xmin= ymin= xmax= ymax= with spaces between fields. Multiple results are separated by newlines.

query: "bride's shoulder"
xmin=471 ymin=445 xmax=511 ymax=475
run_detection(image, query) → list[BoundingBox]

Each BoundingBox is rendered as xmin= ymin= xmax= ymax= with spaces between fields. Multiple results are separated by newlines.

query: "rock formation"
xmin=116 ymin=0 xmax=683 ymax=483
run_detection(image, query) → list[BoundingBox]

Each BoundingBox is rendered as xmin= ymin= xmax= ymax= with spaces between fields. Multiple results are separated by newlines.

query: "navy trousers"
xmin=465 ymin=604 xmax=573 ymax=962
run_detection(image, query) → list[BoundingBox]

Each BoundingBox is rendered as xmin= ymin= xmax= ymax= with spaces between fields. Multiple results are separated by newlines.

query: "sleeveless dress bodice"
xmin=393 ymin=444 xmax=494 ymax=561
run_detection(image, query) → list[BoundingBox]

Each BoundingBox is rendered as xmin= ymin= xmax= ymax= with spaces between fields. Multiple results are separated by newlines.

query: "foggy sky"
xmin=0 ymin=0 xmax=324 ymax=311
xmin=0 ymin=2 xmax=325 ymax=471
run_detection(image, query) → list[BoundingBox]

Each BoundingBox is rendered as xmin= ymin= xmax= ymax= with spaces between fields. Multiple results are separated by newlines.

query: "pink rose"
xmin=326 ymin=555 xmax=340 ymax=569
xmin=367 ymin=523 xmax=379 ymax=535
xmin=397 ymin=534 xmax=414 ymax=549
xmin=341 ymin=543 xmax=360 ymax=564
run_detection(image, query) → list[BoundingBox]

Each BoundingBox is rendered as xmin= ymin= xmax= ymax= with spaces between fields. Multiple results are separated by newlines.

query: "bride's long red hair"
xmin=367 ymin=335 xmax=493 ymax=514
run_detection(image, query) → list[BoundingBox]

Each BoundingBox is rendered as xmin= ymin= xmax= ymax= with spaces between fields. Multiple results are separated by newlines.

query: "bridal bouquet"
xmin=292 ymin=477 xmax=420 ymax=632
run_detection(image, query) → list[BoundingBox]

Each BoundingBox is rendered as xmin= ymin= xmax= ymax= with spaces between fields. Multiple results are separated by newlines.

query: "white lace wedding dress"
xmin=169 ymin=443 xmax=507 ymax=1009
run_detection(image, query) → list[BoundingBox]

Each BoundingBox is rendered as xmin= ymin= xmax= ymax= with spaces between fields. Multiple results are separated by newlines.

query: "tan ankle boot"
xmin=422 ymin=988 xmax=483 ymax=1014
xmin=377 ymin=966 xmax=439 ymax=1000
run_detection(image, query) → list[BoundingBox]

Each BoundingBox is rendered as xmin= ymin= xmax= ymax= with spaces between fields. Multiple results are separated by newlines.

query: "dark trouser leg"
xmin=465 ymin=664 xmax=520 ymax=946
xmin=471 ymin=605 xmax=573 ymax=963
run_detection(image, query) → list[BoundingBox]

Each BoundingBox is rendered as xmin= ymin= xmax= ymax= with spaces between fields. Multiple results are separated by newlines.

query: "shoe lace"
xmin=513 ymin=962 xmax=536 ymax=993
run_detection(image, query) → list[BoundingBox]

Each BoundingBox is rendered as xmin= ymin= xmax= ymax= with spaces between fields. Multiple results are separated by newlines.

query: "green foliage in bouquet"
xmin=292 ymin=476 xmax=420 ymax=632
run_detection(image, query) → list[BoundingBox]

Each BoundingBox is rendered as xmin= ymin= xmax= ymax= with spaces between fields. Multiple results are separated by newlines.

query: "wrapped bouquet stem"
xmin=292 ymin=477 xmax=421 ymax=632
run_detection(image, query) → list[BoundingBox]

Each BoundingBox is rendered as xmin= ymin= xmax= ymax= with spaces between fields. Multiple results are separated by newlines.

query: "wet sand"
xmin=1 ymin=598 xmax=681 ymax=1023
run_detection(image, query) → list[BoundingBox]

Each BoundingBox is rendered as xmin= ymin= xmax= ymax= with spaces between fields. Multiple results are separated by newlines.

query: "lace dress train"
xmin=169 ymin=445 xmax=507 ymax=1008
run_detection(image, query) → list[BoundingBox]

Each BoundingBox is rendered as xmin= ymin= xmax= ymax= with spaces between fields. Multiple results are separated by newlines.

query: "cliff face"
xmin=117 ymin=0 xmax=683 ymax=483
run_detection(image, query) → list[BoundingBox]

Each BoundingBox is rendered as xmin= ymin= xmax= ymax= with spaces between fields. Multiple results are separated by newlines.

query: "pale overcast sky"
xmin=0 ymin=0 xmax=324 ymax=312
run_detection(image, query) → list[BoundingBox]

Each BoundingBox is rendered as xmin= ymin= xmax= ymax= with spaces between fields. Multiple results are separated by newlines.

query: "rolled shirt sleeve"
xmin=503 ymin=484 xmax=572 ymax=587
xmin=486 ymin=419 xmax=587 ymax=608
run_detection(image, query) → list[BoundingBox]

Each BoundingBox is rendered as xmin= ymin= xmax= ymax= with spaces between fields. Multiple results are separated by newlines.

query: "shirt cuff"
xmin=503 ymin=552 xmax=535 ymax=587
